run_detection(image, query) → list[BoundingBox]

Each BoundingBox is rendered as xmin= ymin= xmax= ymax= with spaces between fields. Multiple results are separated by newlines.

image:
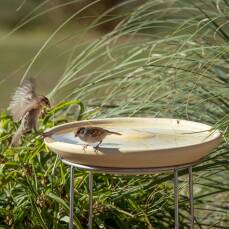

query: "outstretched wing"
xmin=8 ymin=79 xmax=37 ymax=122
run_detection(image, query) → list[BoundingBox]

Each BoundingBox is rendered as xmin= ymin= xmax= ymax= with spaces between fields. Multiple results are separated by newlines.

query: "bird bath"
xmin=44 ymin=117 xmax=221 ymax=168
xmin=44 ymin=118 xmax=221 ymax=229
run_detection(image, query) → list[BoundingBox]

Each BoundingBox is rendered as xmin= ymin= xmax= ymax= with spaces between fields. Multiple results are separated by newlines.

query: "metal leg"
xmin=88 ymin=172 xmax=93 ymax=229
xmin=69 ymin=166 xmax=74 ymax=229
xmin=174 ymin=169 xmax=179 ymax=229
xmin=188 ymin=166 xmax=194 ymax=229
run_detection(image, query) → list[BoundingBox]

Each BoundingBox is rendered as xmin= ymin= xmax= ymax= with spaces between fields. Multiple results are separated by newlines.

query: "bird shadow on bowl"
xmin=94 ymin=143 xmax=123 ymax=154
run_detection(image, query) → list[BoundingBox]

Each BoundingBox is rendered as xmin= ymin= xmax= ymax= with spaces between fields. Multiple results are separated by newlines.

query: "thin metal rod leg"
xmin=88 ymin=172 xmax=93 ymax=229
xmin=69 ymin=166 xmax=74 ymax=229
xmin=189 ymin=166 xmax=194 ymax=229
xmin=174 ymin=169 xmax=179 ymax=229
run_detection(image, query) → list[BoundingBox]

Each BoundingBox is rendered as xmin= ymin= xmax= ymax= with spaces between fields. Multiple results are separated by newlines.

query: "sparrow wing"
xmin=9 ymin=79 xmax=38 ymax=122
xmin=86 ymin=127 xmax=104 ymax=137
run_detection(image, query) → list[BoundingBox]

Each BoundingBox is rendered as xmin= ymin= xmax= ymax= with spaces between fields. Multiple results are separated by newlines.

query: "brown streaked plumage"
xmin=9 ymin=79 xmax=51 ymax=146
xmin=74 ymin=126 xmax=121 ymax=149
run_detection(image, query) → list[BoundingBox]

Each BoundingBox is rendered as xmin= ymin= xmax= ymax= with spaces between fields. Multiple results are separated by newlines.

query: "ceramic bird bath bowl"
xmin=44 ymin=118 xmax=221 ymax=168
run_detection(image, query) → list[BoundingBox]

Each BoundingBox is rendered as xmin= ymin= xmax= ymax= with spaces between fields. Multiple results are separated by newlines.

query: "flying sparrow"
xmin=74 ymin=127 xmax=121 ymax=149
xmin=9 ymin=79 xmax=51 ymax=146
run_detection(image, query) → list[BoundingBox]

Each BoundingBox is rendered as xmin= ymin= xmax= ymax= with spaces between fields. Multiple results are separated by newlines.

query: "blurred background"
xmin=0 ymin=0 xmax=137 ymax=109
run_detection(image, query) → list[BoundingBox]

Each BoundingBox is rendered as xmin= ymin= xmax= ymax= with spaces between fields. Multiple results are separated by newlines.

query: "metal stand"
xmin=88 ymin=172 xmax=93 ymax=229
xmin=69 ymin=166 xmax=74 ymax=229
xmin=189 ymin=166 xmax=194 ymax=229
xmin=64 ymin=159 xmax=195 ymax=229
xmin=174 ymin=169 xmax=179 ymax=229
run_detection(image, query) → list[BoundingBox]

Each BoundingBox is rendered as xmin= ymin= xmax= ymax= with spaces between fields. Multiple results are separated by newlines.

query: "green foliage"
xmin=1 ymin=0 xmax=229 ymax=228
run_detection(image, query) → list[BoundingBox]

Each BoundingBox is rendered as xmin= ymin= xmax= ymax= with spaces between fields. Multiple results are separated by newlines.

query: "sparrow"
xmin=8 ymin=79 xmax=51 ymax=146
xmin=74 ymin=127 xmax=121 ymax=149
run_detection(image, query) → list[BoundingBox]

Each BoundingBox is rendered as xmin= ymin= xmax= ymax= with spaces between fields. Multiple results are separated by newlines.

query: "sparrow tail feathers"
xmin=107 ymin=130 xmax=122 ymax=136
xmin=11 ymin=129 xmax=23 ymax=146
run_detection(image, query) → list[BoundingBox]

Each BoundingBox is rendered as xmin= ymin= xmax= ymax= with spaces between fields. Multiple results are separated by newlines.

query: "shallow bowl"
xmin=44 ymin=118 xmax=221 ymax=168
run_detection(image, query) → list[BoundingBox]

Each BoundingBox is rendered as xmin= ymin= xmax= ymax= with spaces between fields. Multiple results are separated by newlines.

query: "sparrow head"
xmin=74 ymin=127 xmax=86 ymax=137
xmin=39 ymin=96 xmax=51 ymax=108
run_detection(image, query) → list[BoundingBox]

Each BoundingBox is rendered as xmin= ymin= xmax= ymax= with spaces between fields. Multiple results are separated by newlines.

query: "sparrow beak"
xmin=41 ymin=103 xmax=49 ymax=109
xmin=46 ymin=101 xmax=51 ymax=109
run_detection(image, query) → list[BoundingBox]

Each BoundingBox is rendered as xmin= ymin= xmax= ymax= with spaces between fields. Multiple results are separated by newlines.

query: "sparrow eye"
xmin=80 ymin=129 xmax=86 ymax=135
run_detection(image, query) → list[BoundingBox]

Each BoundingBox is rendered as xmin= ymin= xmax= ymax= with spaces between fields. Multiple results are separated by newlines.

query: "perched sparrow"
xmin=74 ymin=127 xmax=121 ymax=149
xmin=9 ymin=79 xmax=51 ymax=146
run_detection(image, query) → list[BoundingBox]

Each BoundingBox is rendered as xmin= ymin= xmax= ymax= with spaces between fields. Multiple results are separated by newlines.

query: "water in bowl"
xmin=52 ymin=127 xmax=212 ymax=150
